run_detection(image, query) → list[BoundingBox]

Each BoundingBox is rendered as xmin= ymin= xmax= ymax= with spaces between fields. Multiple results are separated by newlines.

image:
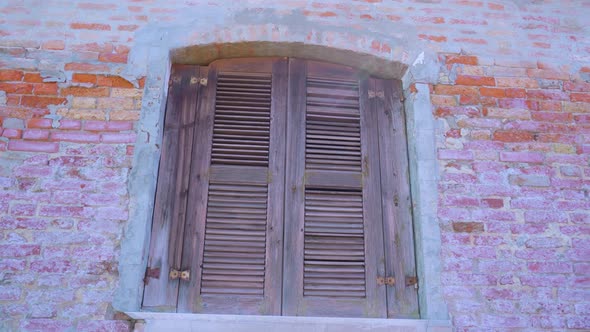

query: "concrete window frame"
xmin=115 ymin=41 xmax=449 ymax=331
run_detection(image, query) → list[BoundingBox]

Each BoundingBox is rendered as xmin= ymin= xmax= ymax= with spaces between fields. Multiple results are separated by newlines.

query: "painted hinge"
xmin=406 ymin=276 xmax=418 ymax=289
xmin=169 ymin=268 xmax=190 ymax=281
xmin=368 ymin=90 xmax=385 ymax=99
xmin=377 ymin=276 xmax=395 ymax=286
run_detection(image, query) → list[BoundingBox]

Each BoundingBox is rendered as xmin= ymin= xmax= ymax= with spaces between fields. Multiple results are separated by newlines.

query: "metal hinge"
xmin=199 ymin=78 xmax=208 ymax=86
xmin=143 ymin=267 xmax=160 ymax=285
xmin=377 ymin=276 xmax=395 ymax=286
xmin=406 ymin=276 xmax=418 ymax=289
xmin=369 ymin=90 xmax=384 ymax=99
xmin=169 ymin=268 xmax=190 ymax=281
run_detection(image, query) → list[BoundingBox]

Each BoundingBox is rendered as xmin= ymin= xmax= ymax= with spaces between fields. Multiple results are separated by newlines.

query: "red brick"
xmin=564 ymin=81 xmax=590 ymax=92
xmin=480 ymin=87 xmax=505 ymax=98
xmin=70 ymin=23 xmax=111 ymax=30
xmin=434 ymin=85 xmax=479 ymax=96
xmin=481 ymin=198 xmax=503 ymax=208
xmin=33 ymin=83 xmax=58 ymax=95
xmin=118 ymin=24 xmax=139 ymax=31
xmin=532 ymin=112 xmax=572 ymax=122
xmin=72 ymin=73 xmax=97 ymax=84
xmin=456 ymin=75 xmax=495 ymax=86
xmin=526 ymin=89 xmax=569 ymax=100
xmin=39 ymin=205 xmax=84 ymax=218
xmin=0 ymin=69 xmax=23 ymax=81
xmin=27 ymin=118 xmax=53 ymax=129
xmin=452 ymin=221 xmax=483 ymax=233
xmin=445 ymin=54 xmax=478 ymax=65
xmin=8 ymin=140 xmax=59 ymax=153
xmin=493 ymin=131 xmax=534 ymax=142
xmin=98 ymin=52 xmax=128 ymax=63
xmin=50 ymin=132 xmax=100 ymax=143
xmin=0 ymin=82 xmax=33 ymax=94
xmin=97 ymin=75 xmax=134 ymax=88
xmin=21 ymin=96 xmax=66 ymax=108
xmin=505 ymin=88 xmax=526 ymax=98
xmin=41 ymin=40 xmax=65 ymax=50
xmin=60 ymin=86 xmax=109 ymax=97
xmin=418 ymin=34 xmax=447 ymax=42
xmin=23 ymin=73 xmax=43 ymax=83
xmin=571 ymin=93 xmax=590 ymax=103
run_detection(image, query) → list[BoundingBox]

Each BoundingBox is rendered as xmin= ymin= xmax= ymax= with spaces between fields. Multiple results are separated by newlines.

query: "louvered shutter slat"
xmin=179 ymin=58 xmax=287 ymax=315
xmin=283 ymin=59 xmax=388 ymax=317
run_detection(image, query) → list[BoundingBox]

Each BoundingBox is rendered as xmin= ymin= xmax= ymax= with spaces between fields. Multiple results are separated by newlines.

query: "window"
xmin=142 ymin=58 xmax=418 ymax=318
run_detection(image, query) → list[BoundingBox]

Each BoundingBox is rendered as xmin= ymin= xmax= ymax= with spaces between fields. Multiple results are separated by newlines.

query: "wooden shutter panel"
xmin=283 ymin=60 xmax=388 ymax=317
xmin=178 ymin=58 xmax=287 ymax=314
xmin=375 ymin=78 xmax=419 ymax=318
xmin=143 ymin=65 xmax=201 ymax=309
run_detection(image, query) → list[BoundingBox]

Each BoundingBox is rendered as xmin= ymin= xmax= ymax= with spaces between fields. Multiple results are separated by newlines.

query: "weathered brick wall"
xmin=0 ymin=1 xmax=588 ymax=331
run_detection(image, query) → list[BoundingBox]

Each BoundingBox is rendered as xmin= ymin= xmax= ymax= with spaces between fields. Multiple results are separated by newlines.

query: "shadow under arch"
xmin=171 ymin=41 xmax=407 ymax=79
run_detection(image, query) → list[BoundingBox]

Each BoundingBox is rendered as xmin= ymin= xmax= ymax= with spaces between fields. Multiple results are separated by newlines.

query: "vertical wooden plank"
xmin=282 ymin=58 xmax=307 ymax=316
xmin=359 ymin=77 xmax=388 ymax=318
xmin=264 ymin=58 xmax=288 ymax=315
xmin=177 ymin=66 xmax=215 ymax=313
xmin=143 ymin=65 xmax=200 ymax=309
xmin=376 ymin=78 xmax=419 ymax=318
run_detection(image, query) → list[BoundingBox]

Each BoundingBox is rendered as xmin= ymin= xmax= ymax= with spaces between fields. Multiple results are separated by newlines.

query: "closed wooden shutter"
xmin=283 ymin=60 xmax=388 ymax=317
xmin=143 ymin=65 xmax=201 ymax=309
xmin=143 ymin=58 xmax=417 ymax=318
xmin=178 ymin=58 xmax=287 ymax=314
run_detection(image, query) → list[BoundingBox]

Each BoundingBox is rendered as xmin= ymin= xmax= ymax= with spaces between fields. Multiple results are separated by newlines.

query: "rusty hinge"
xmin=406 ymin=276 xmax=418 ymax=289
xmin=377 ymin=276 xmax=395 ymax=286
xmin=143 ymin=267 xmax=160 ymax=285
xmin=169 ymin=268 xmax=190 ymax=281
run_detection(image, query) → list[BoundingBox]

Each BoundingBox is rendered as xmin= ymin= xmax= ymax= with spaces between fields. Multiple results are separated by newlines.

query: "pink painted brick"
xmin=84 ymin=120 xmax=134 ymax=131
xmin=500 ymin=151 xmax=544 ymax=163
xmin=2 ymin=128 xmax=22 ymax=138
xmin=22 ymin=129 xmax=50 ymax=140
xmin=51 ymin=131 xmax=100 ymax=143
xmin=39 ymin=205 xmax=84 ymax=218
xmin=0 ymin=286 xmax=21 ymax=300
xmin=438 ymin=149 xmax=474 ymax=160
xmin=101 ymin=132 xmax=137 ymax=143
xmin=30 ymin=260 xmax=75 ymax=273
xmin=8 ymin=140 xmax=59 ymax=153
xmin=58 ymin=119 xmax=82 ymax=130
xmin=0 ymin=244 xmax=41 ymax=257
xmin=528 ymin=262 xmax=573 ymax=273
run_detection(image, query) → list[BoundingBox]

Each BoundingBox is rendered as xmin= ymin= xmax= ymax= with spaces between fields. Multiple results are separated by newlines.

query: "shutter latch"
xmin=406 ymin=276 xmax=418 ymax=289
xmin=377 ymin=276 xmax=395 ymax=286
xmin=169 ymin=268 xmax=191 ymax=281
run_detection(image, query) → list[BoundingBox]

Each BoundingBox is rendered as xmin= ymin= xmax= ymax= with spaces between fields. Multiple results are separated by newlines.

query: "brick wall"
xmin=0 ymin=1 xmax=589 ymax=331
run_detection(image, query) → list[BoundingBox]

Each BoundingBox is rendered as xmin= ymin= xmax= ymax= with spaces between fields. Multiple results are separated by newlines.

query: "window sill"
xmin=127 ymin=312 xmax=452 ymax=332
